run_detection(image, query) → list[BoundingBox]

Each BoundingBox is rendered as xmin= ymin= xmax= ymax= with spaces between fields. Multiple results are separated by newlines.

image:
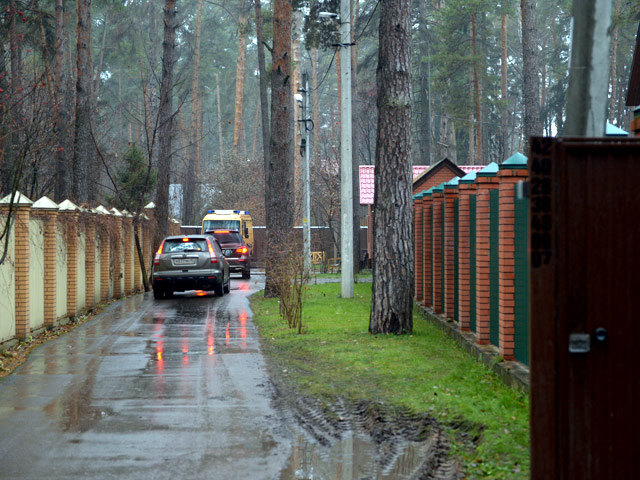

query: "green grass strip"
xmin=250 ymin=282 xmax=529 ymax=479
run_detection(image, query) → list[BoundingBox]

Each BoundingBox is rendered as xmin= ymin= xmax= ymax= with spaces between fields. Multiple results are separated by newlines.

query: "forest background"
xmin=0 ymin=0 xmax=638 ymax=233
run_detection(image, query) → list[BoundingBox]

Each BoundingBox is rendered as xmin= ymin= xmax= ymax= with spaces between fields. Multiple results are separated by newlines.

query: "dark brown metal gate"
xmin=530 ymin=137 xmax=640 ymax=479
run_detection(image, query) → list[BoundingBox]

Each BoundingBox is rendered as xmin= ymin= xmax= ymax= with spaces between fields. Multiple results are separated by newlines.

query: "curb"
xmin=417 ymin=304 xmax=530 ymax=393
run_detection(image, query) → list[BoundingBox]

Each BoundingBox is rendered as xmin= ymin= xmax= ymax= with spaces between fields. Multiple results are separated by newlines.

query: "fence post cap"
xmin=58 ymin=199 xmax=79 ymax=212
xmin=501 ymin=152 xmax=528 ymax=170
xmin=0 ymin=191 xmax=33 ymax=206
xmin=32 ymin=196 xmax=59 ymax=210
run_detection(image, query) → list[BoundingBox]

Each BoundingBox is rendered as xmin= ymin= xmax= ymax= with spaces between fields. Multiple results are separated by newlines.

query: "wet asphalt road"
xmin=0 ymin=274 xmax=294 ymax=479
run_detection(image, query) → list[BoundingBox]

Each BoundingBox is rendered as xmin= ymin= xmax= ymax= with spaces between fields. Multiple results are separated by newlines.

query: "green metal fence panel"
xmin=431 ymin=206 xmax=434 ymax=303
xmin=514 ymin=187 xmax=530 ymax=365
xmin=454 ymin=199 xmax=459 ymax=323
xmin=469 ymin=196 xmax=476 ymax=332
xmin=441 ymin=203 xmax=445 ymax=311
xmin=489 ymin=189 xmax=499 ymax=347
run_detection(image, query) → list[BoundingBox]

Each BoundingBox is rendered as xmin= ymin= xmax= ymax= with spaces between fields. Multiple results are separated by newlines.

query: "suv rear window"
xmin=210 ymin=231 xmax=243 ymax=244
xmin=163 ymin=238 xmax=208 ymax=252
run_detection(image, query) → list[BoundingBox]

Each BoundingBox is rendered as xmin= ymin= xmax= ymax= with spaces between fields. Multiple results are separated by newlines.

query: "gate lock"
xmin=569 ymin=328 xmax=608 ymax=354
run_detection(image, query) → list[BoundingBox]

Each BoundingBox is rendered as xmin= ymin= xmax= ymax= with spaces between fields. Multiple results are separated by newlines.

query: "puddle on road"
xmin=280 ymin=432 xmax=430 ymax=480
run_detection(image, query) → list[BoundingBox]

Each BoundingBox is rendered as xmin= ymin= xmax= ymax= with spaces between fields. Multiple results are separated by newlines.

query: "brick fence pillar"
xmin=498 ymin=153 xmax=528 ymax=361
xmin=458 ymin=173 xmax=477 ymax=332
xmin=431 ymin=183 xmax=445 ymax=314
xmin=96 ymin=207 xmax=111 ymax=302
xmin=1 ymin=193 xmax=33 ymax=338
xmin=124 ymin=213 xmax=133 ymax=294
xmin=413 ymin=192 xmax=424 ymax=302
xmin=143 ymin=214 xmax=152 ymax=289
xmin=32 ymin=197 xmax=59 ymax=328
xmin=84 ymin=210 xmax=96 ymax=310
xmin=444 ymin=178 xmax=460 ymax=321
xmin=475 ymin=163 xmax=500 ymax=345
xmin=59 ymin=200 xmax=80 ymax=319
xmin=422 ymin=189 xmax=433 ymax=307
xmin=133 ymin=220 xmax=142 ymax=291
xmin=111 ymin=209 xmax=123 ymax=299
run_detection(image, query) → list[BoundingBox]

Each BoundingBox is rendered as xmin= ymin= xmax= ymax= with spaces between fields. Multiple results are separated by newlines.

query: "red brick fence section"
xmin=0 ymin=193 xmax=181 ymax=346
xmin=413 ymin=153 xmax=530 ymax=365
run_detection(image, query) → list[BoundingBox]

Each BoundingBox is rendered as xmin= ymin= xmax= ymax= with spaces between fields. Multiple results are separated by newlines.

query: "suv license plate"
xmin=173 ymin=258 xmax=196 ymax=266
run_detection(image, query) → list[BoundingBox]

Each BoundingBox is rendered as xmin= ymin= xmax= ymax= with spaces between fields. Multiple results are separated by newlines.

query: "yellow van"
xmin=201 ymin=210 xmax=254 ymax=253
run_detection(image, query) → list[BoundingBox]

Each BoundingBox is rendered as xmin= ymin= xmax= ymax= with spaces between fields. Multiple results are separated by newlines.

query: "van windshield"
xmin=203 ymin=219 xmax=240 ymax=232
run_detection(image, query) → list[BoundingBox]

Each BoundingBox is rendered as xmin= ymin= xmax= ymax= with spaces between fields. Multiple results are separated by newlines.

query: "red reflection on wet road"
xmin=239 ymin=310 xmax=248 ymax=339
xmin=225 ymin=323 xmax=230 ymax=345
xmin=238 ymin=281 xmax=250 ymax=291
xmin=206 ymin=307 xmax=215 ymax=356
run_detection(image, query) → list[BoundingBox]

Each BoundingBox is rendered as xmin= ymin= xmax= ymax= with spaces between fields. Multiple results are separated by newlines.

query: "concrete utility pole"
xmin=300 ymin=73 xmax=312 ymax=275
xmin=564 ymin=0 xmax=613 ymax=136
xmin=339 ymin=0 xmax=354 ymax=298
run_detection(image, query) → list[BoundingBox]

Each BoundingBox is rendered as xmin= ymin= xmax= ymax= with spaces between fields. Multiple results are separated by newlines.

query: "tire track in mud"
xmin=271 ymin=381 xmax=465 ymax=480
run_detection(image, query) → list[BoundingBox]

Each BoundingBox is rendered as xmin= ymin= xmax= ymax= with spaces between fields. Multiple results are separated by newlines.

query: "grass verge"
xmin=250 ymin=281 xmax=529 ymax=479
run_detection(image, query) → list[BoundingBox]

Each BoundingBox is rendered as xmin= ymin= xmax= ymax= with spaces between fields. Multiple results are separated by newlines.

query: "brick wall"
xmin=0 ymin=194 xmax=160 ymax=345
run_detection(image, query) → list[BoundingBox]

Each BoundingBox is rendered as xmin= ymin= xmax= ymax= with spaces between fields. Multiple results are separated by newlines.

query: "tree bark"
xmin=609 ymin=0 xmax=621 ymax=124
xmin=471 ymin=11 xmax=482 ymax=165
xmin=521 ymin=0 xmax=541 ymax=150
xmin=72 ymin=0 xmax=93 ymax=204
xmin=53 ymin=0 xmax=70 ymax=201
xmin=265 ymin=0 xmax=294 ymax=297
xmin=351 ymin=0 xmax=361 ymax=275
xmin=416 ymin=0 xmax=432 ymax=166
xmin=311 ymin=47 xmax=319 ymax=166
xmin=370 ymin=0 xmax=413 ymax=334
xmin=184 ymin=0 xmax=204 ymax=225
xmin=232 ymin=1 xmax=250 ymax=159
xmin=154 ymin=0 xmax=177 ymax=249
xmin=255 ymin=0 xmax=270 ymax=170
xmin=500 ymin=12 xmax=509 ymax=161
xmin=216 ymin=72 xmax=224 ymax=164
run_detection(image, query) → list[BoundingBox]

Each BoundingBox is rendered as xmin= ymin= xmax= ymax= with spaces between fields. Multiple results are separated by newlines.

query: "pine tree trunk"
xmin=416 ymin=0 xmax=432 ymax=165
xmin=72 ymin=0 xmax=93 ymax=204
xmin=609 ymin=0 xmax=621 ymax=123
xmin=311 ymin=47 xmax=319 ymax=165
xmin=471 ymin=11 xmax=482 ymax=165
xmin=351 ymin=0 xmax=361 ymax=275
xmin=265 ymin=0 xmax=294 ymax=298
xmin=255 ymin=0 xmax=270 ymax=168
xmin=54 ymin=0 xmax=70 ymax=201
xmin=94 ymin=17 xmax=107 ymax=98
xmin=370 ymin=0 xmax=413 ymax=335
xmin=521 ymin=0 xmax=541 ymax=151
xmin=184 ymin=0 xmax=204 ymax=226
xmin=232 ymin=1 xmax=249 ymax=159
xmin=154 ymin=0 xmax=177 ymax=249
xmin=500 ymin=13 xmax=509 ymax=161
xmin=216 ymin=73 xmax=224 ymax=164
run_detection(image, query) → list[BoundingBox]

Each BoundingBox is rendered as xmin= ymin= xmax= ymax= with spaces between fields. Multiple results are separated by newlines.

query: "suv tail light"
xmin=236 ymin=246 xmax=248 ymax=254
xmin=154 ymin=241 xmax=165 ymax=265
xmin=206 ymin=239 xmax=218 ymax=264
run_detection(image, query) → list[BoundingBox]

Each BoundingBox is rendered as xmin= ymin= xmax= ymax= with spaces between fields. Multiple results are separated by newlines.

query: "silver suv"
xmin=152 ymin=235 xmax=230 ymax=299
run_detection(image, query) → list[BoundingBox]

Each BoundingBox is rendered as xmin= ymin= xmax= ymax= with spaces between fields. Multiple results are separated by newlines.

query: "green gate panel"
xmin=454 ymin=199 xmax=459 ymax=323
xmin=469 ymin=196 xmax=476 ymax=332
xmin=489 ymin=189 xmax=499 ymax=347
xmin=514 ymin=188 xmax=530 ymax=365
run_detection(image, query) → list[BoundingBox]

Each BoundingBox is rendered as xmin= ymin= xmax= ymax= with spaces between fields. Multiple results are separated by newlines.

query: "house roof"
xmin=359 ymin=162 xmax=483 ymax=205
